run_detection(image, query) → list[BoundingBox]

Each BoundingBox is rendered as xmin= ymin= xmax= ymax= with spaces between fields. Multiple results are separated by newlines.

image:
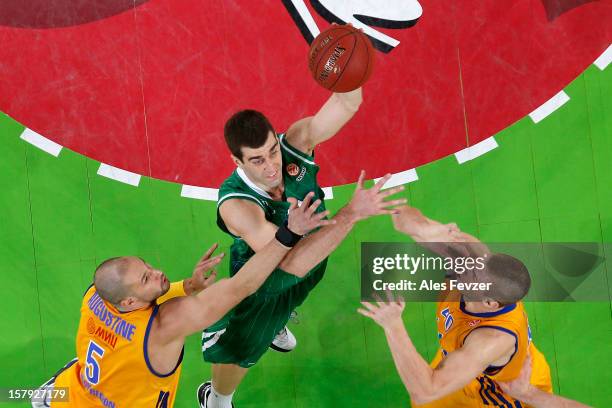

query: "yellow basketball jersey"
xmin=415 ymin=290 xmax=552 ymax=408
xmin=52 ymin=286 xmax=182 ymax=407
xmin=436 ymin=291 xmax=531 ymax=382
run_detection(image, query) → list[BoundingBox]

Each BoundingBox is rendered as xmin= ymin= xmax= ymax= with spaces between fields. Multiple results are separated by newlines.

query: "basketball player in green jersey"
xmin=199 ymin=87 xmax=406 ymax=407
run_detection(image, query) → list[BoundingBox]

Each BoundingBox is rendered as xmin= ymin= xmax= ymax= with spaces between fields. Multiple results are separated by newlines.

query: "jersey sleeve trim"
xmin=279 ymin=133 xmax=316 ymax=165
xmin=463 ymin=325 xmax=519 ymax=375
xmin=143 ymin=305 xmax=185 ymax=378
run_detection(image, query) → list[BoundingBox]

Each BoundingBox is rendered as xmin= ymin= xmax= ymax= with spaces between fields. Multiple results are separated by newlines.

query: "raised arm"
xmin=154 ymin=197 xmax=328 ymax=341
xmin=358 ymin=297 xmax=515 ymax=404
xmin=285 ymin=88 xmax=362 ymax=155
xmin=391 ymin=205 xmax=490 ymax=258
xmin=220 ymin=172 xmax=406 ymax=277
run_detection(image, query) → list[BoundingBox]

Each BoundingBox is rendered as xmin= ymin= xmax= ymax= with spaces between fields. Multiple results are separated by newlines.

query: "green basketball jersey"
xmin=217 ymin=133 xmax=327 ymax=293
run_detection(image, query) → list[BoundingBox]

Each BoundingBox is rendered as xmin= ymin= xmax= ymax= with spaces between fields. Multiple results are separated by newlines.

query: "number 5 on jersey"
xmin=85 ymin=340 xmax=105 ymax=385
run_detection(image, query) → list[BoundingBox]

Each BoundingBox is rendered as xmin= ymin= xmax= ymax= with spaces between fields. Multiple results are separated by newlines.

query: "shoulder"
xmin=218 ymin=197 xmax=268 ymax=235
xmin=278 ymin=132 xmax=317 ymax=167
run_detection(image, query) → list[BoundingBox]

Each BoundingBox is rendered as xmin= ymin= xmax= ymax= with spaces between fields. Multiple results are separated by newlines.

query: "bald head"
xmin=94 ymin=257 xmax=132 ymax=306
xmin=470 ymin=253 xmax=531 ymax=305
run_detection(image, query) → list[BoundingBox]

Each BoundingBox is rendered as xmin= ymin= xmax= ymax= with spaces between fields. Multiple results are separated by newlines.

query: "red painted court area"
xmin=0 ymin=1 xmax=610 ymax=187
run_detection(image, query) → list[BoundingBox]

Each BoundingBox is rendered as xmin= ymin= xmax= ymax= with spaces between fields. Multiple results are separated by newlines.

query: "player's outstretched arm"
xmin=498 ymin=356 xmax=593 ymax=408
xmin=154 ymin=198 xmax=329 ymax=340
xmin=220 ymin=171 xmax=406 ymax=277
xmin=279 ymin=171 xmax=406 ymax=276
xmin=391 ymin=205 xmax=490 ymax=258
xmin=358 ymin=294 xmax=515 ymax=404
xmin=285 ymin=87 xmax=362 ymax=155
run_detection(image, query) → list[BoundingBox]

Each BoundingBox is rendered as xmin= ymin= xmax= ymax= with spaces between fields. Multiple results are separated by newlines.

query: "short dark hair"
xmin=224 ymin=110 xmax=275 ymax=161
xmin=479 ymin=253 xmax=531 ymax=305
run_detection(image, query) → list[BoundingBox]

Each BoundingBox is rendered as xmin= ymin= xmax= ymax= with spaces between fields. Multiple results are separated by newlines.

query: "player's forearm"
xmin=515 ymin=387 xmax=592 ymax=408
xmin=279 ymin=206 xmax=358 ymax=276
xmin=334 ymin=87 xmax=362 ymax=112
xmin=232 ymin=238 xmax=292 ymax=295
xmin=383 ymin=320 xmax=438 ymax=403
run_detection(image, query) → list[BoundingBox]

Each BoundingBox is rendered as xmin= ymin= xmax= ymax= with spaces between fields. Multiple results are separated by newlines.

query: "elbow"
xmin=409 ymin=390 xmax=438 ymax=405
xmin=278 ymin=260 xmax=308 ymax=278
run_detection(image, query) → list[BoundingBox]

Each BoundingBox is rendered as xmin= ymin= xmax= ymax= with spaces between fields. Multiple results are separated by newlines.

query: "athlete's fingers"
xmin=198 ymin=243 xmax=219 ymax=262
xmin=396 ymin=295 xmax=406 ymax=308
xmin=357 ymin=308 xmax=374 ymax=319
xmin=380 ymin=185 xmax=405 ymax=198
xmin=385 ymin=290 xmax=396 ymax=303
xmin=360 ymin=301 xmax=377 ymax=311
xmin=198 ymin=254 xmax=224 ymax=269
xmin=307 ymin=199 xmax=322 ymax=215
xmin=314 ymin=209 xmax=331 ymax=220
xmin=376 ymin=208 xmax=403 ymax=216
xmin=204 ymin=270 xmax=218 ymax=281
xmin=382 ymin=198 xmax=408 ymax=208
xmin=372 ymin=293 xmax=386 ymax=306
xmin=356 ymin=170 xmax=365 ymax=190
xmin=300 ymin=192 xmax=314 ymax=210
xmin=373 ymin=173 xmax=392 ymax=193
xmin=287 ymin=197 xmax=298 ymax=213
xmin=447 ymin=223 xmax=459 ymax=232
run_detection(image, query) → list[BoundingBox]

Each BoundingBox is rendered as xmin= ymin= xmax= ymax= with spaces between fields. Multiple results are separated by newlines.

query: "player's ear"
xmin=483 ymin=298 xmax=500 ymax=310
xmin=119 ymin=297 xmax=135 ymax=309
xmin=230 ymin=154 xmax=242 ymax=167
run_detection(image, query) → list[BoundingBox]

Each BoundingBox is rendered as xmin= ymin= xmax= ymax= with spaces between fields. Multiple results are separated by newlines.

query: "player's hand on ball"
xmin=191 ymin=243 xmax=224 ymax=292
xmin=358 ymin=291 xmax=406 ymax=329
xmin=286 ymin=192 xmax=334 ymax=236
xmin=347 ymin=171 xmax=407 ymax=221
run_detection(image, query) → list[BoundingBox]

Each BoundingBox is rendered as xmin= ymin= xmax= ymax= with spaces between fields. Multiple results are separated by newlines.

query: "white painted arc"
xmin=181 ymin=185 xmax=219 ymax=201
xmin=593 ymin=43 xmax=612 ymax=70
xmin=454 ymin=137 xmax=499 ymax=164
xmin=528 ymin=91 xmax=570 ymax=124
xmin=97 ymin=163 xmax=141 ymax=187
xmin=19 ymin=128 xmax=63 ymax=157
xmin=321 ymin=186 xmax=334 ymax=199
xmin=374 ymin=168 xmax=418 ymax=189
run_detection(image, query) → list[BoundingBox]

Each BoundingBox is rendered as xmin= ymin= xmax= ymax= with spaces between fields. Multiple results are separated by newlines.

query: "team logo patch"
xmin=468 ymin=319 xmax=481 ymax=327
xmin=286 ymin=163 xmax=300 ymax=176
xmin=87 ymin=317 xmax=96 ymax=334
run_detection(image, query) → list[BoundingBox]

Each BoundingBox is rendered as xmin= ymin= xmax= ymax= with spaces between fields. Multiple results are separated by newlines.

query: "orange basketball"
xmin=308 ymin=24 xmax=375 ymax=92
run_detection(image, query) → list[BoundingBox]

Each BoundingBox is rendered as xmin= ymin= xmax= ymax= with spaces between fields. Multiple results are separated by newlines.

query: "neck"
xmin=463 ymin=301 xmax=501 ymax=314
xmin=267 ymin=184 xmax=284 ymax=201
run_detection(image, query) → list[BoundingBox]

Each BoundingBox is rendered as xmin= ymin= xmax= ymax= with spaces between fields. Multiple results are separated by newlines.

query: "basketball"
xmin=308 ymin=24 xmax=375 ymax=92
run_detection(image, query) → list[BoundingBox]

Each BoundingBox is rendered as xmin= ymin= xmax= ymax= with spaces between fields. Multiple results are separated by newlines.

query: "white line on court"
xmin=19 ymin=128 xmax=63 ymax=157
xmin=180 ymin=185 xmax=219 ymax=201
xmin=374 ymin=168 xmax=419 ymax=189
xmin=528 ymin=91 xmax=570 ymax=124
xmin=594 ymin=44 xmax=612 ymax=70
xmin=455 ymin=137 xmax=499 ymax=164
xmin=321 ymin=187 xmax=334 ymax=200
xmin=97 ymin=163 xmax=141 ymax=187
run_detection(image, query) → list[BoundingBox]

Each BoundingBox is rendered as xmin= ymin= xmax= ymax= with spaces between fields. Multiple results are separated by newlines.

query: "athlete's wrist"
xmin=337 ymin=205 xmax=360 ymax=225
xmin=183 ymin=278 xmax=195 ymax=295
xmin=382 ymin=317 xmax=406 ymax=333
xmin=275 ymin=221 xmax=303 ymax=248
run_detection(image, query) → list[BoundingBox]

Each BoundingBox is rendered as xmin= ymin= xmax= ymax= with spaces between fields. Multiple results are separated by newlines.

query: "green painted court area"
xmin=1 ymin=64 xmax=611 ymax=407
